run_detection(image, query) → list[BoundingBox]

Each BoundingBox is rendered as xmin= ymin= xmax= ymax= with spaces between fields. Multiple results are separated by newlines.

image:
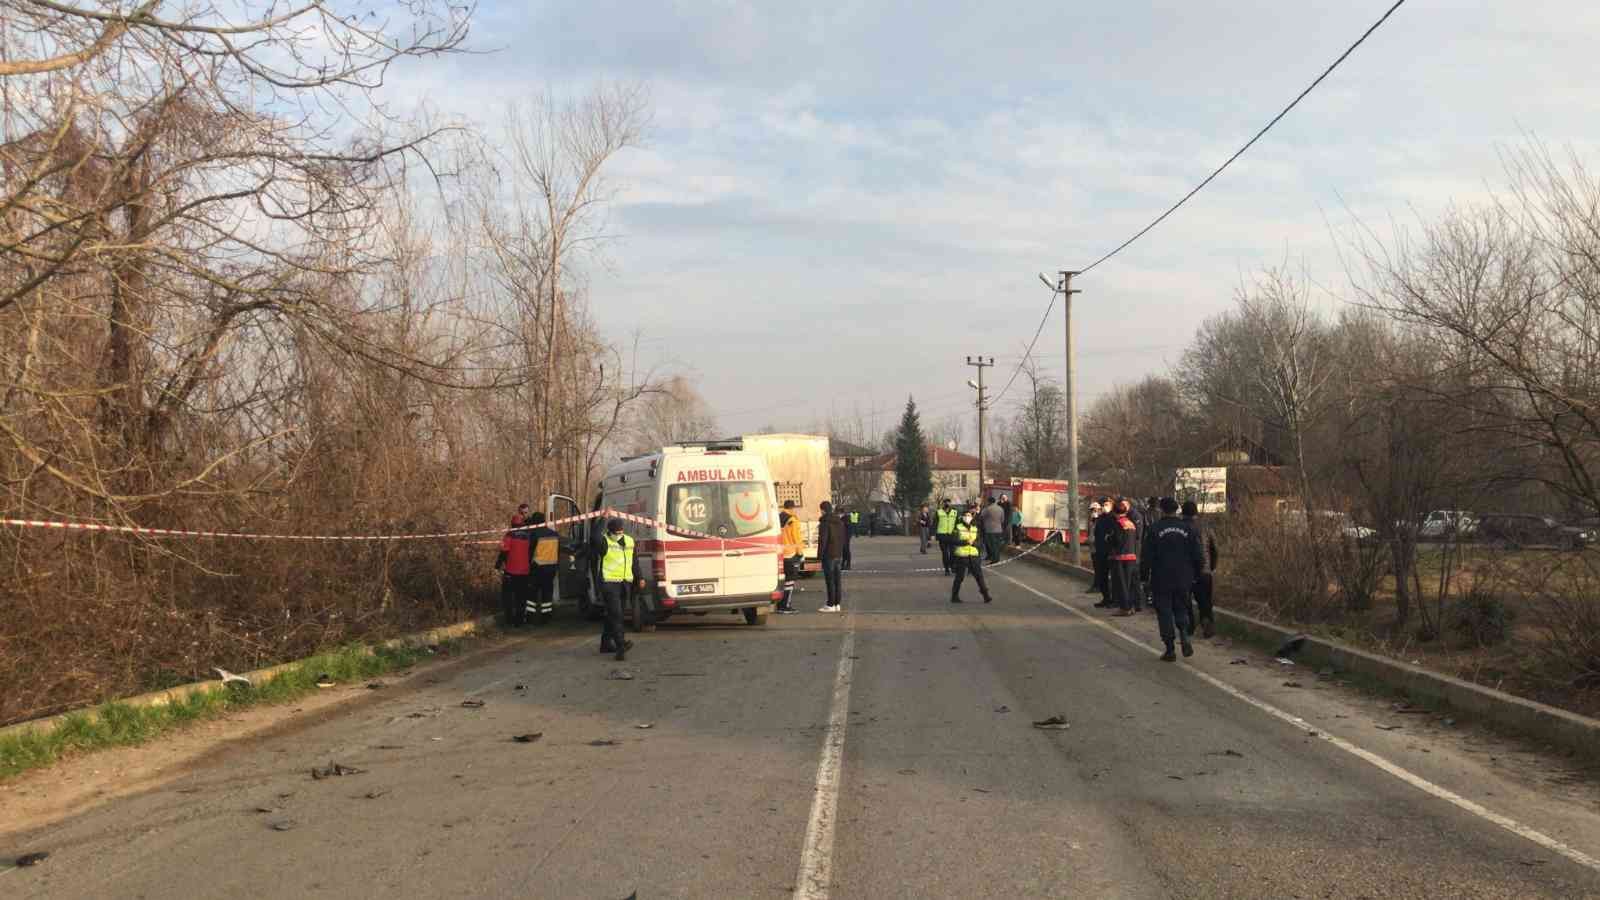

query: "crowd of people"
xmin=1088 ymin=495 xmax=1219 ymax=661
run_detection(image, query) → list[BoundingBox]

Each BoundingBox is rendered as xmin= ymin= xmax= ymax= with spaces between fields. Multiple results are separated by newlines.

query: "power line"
xmin=990 ymin=279 xmax=1059 ymax=407
xmin=1078 ymin=0 xmax=1407 ymax=275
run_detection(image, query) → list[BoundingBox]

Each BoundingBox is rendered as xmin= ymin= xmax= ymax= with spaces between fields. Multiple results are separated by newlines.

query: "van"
xmin=546 ymin=443 xmax=784 ymax=630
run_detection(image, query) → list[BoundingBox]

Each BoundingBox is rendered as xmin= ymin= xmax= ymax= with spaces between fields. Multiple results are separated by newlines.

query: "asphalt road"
xmin=7 ymin=537 xmax=1600 ymax=899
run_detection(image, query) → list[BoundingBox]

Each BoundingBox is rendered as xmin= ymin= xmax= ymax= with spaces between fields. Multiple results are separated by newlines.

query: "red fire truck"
xmin=983 ymin=479 xmax=1096 ymax=545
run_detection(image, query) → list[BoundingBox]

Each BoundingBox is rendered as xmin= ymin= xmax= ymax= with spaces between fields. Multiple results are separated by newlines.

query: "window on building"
xmin=957 ymin=474 xmax=968 ymax=488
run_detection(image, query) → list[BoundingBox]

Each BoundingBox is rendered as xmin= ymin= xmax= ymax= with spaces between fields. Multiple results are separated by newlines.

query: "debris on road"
xmin=514 ymin=684 xmax=528 ymax=691
xmin=1282 ymin=681 xmax=1304 ymax=688
xmin=16 ymin=852 xmax=50 ymax=867
xmin=1032 ymin=715 xmax=1071 ymax=730
xmin=897 ymin=768 xmax=917 ymax=775
xmin=372 ymin=744 xmax=405 ymax=750
xmin=1392 ymin=704 xmax=1430 ymax=715
xmin=460 ymin=699 xmax=486 ymax=709
xmin=315 ymin=674 xmax=335 ymax=688
xmin=1167 ymin=775 xmax=1184 ymax=781
xmin=994 ymin=705 xmax=1010 ymax=713
xmin=512 ymin=733 xmax=543 ymax=743
xmin=363 ymin=790 xmax=389 ymax=800
xmin=270 ymin=821 xmax=297 ymax=832
xmin=972 ymin=788 xmax=992 ymax=794
xmin=635 ymin=723 xmax=653 ymax=729
xmin=608 ymin=670 xmax=635 ymax=681
xmin=1275 ymin=634 xmax=1308 ymax=658
xmin=253 ymin=805 xmax=276 ymax=814
xmin=1274 ymin=657 xmax=1296 ymax=667
xmin=1376 ymin=724 xmax=1404 ymax=732
xmin=588 ymin=739 xmax=620 ymax=747
xmin=365 ymin=682 xmax=385 ymax=690
xmin=213 ymin=667 xmax=251 ymax=687
xmin=1206 ymin=749 xmax=1245 ymax=758
xmin=1229 ymin=658 xmax=1249 ymax=666
xmin=310 ymin=762 xmax=366 ymax=780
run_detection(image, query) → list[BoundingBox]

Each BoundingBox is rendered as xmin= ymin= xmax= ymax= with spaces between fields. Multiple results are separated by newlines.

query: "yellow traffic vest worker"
xmin=949 ymin=512 xmax=993 ymax=604
xmin=778 ymin=501 xmax=804 ymax=613
xmin=599 ymin=519 xmax=641 ymax=661
xmin=934 ymin=502 xmax=960 ymax=575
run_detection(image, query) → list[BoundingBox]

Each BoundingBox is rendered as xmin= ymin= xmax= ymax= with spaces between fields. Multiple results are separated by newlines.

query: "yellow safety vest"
xmin=953 ymin=523 xmax=981 ymax=557
xmin=601 ymin=533 xmax=635 ymax=583
xmin=936 ymin=508 xmax=958 ymax=535
xmin=533 ymin=535 xmax=560 ymax=566
xmin=850 ymin=512 xmax=860 ymax=524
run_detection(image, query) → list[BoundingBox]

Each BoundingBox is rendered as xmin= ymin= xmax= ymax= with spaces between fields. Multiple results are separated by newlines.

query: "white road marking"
xmin=996 ymin=571 xmax=1600 ymax=875
xmin=794 ymin=621 xmax=857 ymax=900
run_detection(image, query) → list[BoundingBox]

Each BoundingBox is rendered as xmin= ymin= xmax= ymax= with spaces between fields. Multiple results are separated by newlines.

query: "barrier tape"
xmin=838 ymin=531 xmax=1065 ymax=576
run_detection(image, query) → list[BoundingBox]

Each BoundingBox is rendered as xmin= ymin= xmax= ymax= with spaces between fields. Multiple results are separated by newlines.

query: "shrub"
xmin=1445 ymin=590 xmax=1515 ymax=646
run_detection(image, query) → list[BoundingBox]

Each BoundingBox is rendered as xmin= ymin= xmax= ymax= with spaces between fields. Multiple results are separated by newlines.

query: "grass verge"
xmin=0 ymin=638 xmax=468 ymax=782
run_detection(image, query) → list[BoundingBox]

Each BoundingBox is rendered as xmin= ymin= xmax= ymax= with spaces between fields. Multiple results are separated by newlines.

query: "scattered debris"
xmin=363 ymin=790 xmax=389 ymax=800
xmin=372 ymin=744 xmax=405 ymax=750
xmin=1307 ymin=730 xmax=1319 ymax=737
xmin=15 ymin=852 xmax=50 ymax=867
xmin=1275 ymin=634 xmax=1308 ymax=658
xmin=514 ymin=684 xmax=528 ymax=691
xmin=460 ymin=699 xmax=486 ymax=709
xmin=315 ymin=674 xmax=335 ymax=688
xmin=1274 ymin=657 xmax=1296 ymax=667
xmin=994 ymin=705 xmax=1010 ymax=713
xmin=511 ymin=733 xmax=543 ymax=744
xmin=213 ymin=667 xmax=252 ymax=687
xmin=1166 ymin=775 xmax=1184 ymax=781
xmin=270 ymin=821 xmax=297 ymax=832
xmin=1229 ymin=658 xmax=1249 ymax=666
xmin=1442 ymin=717 xmax=1456 ymax=727
xmin=588 ymin=739 xmax=620 ymax=747
xmin=972 ymin=788 xmax=992 ymax=794
xmin=365 ymin=682 xmax=385 ymax=690
xmin=1376 ymin=724 xmax=1404 ymax=732
xmin=310 ymin=762 xmax=366 ymax=780
xmin=1206 ymin=749 xmax=1245 ymax=758
xmin=949 ymin=645 xmax=958 ymax=650
xmin=634 ymin=723 xmax=653 ymax=729
xmin=1282 ymin=681 xmax=1304 ymax=688
xmin=1032 ymin=715 xmax=1071 ymax=730
xmin=253 ymin=806 xmax=276 ymax=814
xmin=897 ymin=768 xmax=917 ymax=775
xmin=1392 ymin=704 xmax=1430 ymax=715
xmin=607 ymin=670 xmax=635 ymax=681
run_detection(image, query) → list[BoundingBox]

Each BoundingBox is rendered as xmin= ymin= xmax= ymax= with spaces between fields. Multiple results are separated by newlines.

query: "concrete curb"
xmin=1007 ymin=546 xmax=1600 ymax=762
xmin=0 ymin=614 xmax=501 ymax=742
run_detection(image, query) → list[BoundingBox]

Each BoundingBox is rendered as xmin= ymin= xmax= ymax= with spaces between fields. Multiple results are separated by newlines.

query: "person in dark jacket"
xmin=1093 ymin=499 xmax=1121 ymax=607
xmin=1107 ymin=498 xmax=1142 ymax=616
xmin=1142 ymin=497 xmax=1205 ymax=661
xmin=838 ymin=507 xmax=854 ymax=570
xmin=1182 ymin=500 xmax=1220 ymax=638
xmin=917 ymin=504 xmax=933 ymax=554
xmin=524 ymin=512 xmax=561 ymax=623
xmin=1087 ymin=500 xmax=1107 ymax=596
xmin=495 ymin=512 xmax=533 ymax=626
xmin=816 ymin=501 xmax=847 ymax=610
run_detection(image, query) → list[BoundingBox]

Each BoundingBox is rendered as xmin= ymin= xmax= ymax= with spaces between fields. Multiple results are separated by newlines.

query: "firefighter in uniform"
xmin=599 ymin=518 xmax=644 ymax=661
xmin=524 ymin=512 xmax=561 ymax=623
xmin=949 ymin=509 xmax=994 ymax=604
xmin=934 ymin=498 xmax=959 ymax=574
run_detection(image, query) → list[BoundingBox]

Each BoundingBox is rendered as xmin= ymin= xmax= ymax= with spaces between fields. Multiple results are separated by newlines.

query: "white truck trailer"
xmin=738 ymin=433 xmax=832 ymax=573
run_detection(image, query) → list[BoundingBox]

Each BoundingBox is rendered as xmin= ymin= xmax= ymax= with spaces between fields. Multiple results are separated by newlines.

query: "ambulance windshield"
xmin=667 ymin=481 xmax=772 ymax=537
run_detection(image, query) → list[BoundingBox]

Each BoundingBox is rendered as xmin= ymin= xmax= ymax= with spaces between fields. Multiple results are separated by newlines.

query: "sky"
xmin=381 ymin=0 xmax=1600 ymax=443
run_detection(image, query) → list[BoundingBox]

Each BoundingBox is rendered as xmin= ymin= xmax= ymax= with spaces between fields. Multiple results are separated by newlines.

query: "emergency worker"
xmin=1092 ymin=498 xmax=1119 ymax=607
xmin=599 ymin=518 xmax=643 ymax=661
xmin=494 ymin=512 xmax=533 ymax=627
xmin=1107 ymin=498 xmax=1142 ymax=616
xmin=524 ymin=512 xmax=561 ymax=623
xmin=1141 ymin=497 xmax=1205 ymax=661
xmin=917 ymin=504 xmax=933 ymax=555
xmin=934 ymin=498 xmax=959 ymax=574
xmin=1086 ymin=501 xmax=1106 ymax=596
xmin=950 ymin=507 xmax=994 ymax=604
xmin=778 ymin=500 xmax=803 ymax=614
xmin=1182 ymin=500 xmax=1219 ymax=638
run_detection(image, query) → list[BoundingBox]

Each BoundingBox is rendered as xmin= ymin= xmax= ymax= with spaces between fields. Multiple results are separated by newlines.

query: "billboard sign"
xmin=1174 ymin=467 xmax=1227 ymax=514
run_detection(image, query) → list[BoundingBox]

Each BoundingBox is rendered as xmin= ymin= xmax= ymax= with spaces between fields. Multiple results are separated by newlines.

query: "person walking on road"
xmin=839 ymin=507 xmax=855 ymax=570
xmin=950 ymin=507 xmax=994 ymax=603
xmin=917 ymin=503 xmax=933 ymax=554
xmin=778 ymin=500 xmax=804 ymax=614
xmin=599 ymin=518 xmax=643 ymax=661
xmin=1182 ymin=500 xmax=1220 ymax=638
xmin=934 ymin=498 xmax=958 ymax=574
xmin=1141 ymin=497 xmax=1205 ymax=661
xmin=980 ymin=495 xmax=1006 ymax=564
xmin=524 ymin=512 xmax=561 ymax=623
xmin=817 ymin=501 xmax=846 ymax=611
xmin=1107 ymin=498 xmax=1142 ymax=616
xmin=495 ymin=510 xmax=533 ymax=627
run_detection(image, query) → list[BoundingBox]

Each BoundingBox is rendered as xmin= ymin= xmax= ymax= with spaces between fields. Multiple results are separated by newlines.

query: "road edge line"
xmin=995 ymin=571 xmax=1600 ymax=875
xmin=794 ymin=621 xmax=857 ymax=899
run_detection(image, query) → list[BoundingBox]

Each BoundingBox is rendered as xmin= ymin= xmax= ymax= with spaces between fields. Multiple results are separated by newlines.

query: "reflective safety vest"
xmin=935 ymin=508 xmax=958 ymax=535
xmin=601 ymin=533 xmax=635 ymax=583
xmin=953 ymin=523 xmax=981 ymax=557
xmin=850 ymin=512 xmax=860 ymax=524
xmin=533 ymin=534 xmax=560 ymax=566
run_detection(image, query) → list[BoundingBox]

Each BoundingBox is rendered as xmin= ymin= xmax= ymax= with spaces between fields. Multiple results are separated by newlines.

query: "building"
xmin=828 ymin=438 xmax=878 ymax=470
xmin=852 ymin=444 xmax=985 ymax=507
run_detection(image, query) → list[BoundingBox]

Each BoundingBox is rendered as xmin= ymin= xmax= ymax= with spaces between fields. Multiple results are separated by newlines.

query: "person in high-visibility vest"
xmin=525 ymin=512 xmax=561 ymax=622
xmin=934 ymin=498 xmax=959 ymax=575
xmin=950 ymin=509 xmax=993 ymax=604
xmin=600 ymin=517 xmax=644 ymax=661
xmin=778 ymin=500 xmax=804 ymax=614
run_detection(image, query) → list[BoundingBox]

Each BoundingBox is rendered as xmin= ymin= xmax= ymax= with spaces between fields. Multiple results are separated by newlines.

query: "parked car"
xmin=1278 ymin=509 xmax=1378 ymax=544
xmin=1475 ymin=514 xmax=1594 ymax=551
xmin=1418 ymin=509 xmax=1477 ymax=541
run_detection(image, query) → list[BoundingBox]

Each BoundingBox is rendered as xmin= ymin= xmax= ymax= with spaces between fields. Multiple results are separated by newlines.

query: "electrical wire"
xmin=994 ymin=0 xmax=1407 ymax=407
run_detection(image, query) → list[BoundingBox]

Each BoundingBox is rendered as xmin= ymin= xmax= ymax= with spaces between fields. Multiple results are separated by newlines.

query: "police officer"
xmin=949 ymin=507 xmax=993 ymax=604
xmin=524 ymin=511 xmax=561 ymax=623
xmin=1141 ymin=497 xmax=1205 ymax=661
xmin=934 ymin=498 xmax=959 ymax=574
xmin=599 ymin=518 xmax=644 ymax=661
xmin=1182 ymin=499 xmax=1220 ymax=638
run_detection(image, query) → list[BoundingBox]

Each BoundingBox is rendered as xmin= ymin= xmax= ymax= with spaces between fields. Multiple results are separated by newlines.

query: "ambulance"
xmin=546 ymin=442 xmax=783 ymax=630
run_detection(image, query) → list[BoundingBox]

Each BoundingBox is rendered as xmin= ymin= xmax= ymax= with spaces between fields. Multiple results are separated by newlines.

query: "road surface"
xmin=6 ymin=537 xmax=1600 ymax=898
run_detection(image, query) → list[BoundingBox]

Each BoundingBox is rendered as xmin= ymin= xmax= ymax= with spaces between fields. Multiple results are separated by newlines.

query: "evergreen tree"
xmin=892 ymin=397 xmax=933 ymax=514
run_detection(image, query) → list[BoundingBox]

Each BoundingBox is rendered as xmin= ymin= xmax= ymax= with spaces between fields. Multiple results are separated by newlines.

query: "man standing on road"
xmin=778 ymin=500 xmax=803 ymax=614
xmin=934 ymin=498 xmax=958 ymax=574
xmin=1107 ymin=498 xmax=1142 ymax=616
xmin=599 ymin=518 xmax=643 ymax=661
xmin=817 ymin=501 xmax=846 ymax=611
xmin=1088 ymin=501 xmax=1109 ymax=598
xmin=998 ymin=494 xmax=1013 ymax=545
xmin=950 ymin=507 xmax=994 ymax=604
xmin=1142 ymin=497 xmax=1205 ymax=661
xmin=495 ymin=511 xmax=533 ymax=627
xmin=1182 ymin=500 xmax=1220 ymax=638
xmin=917 ymin=503 xmax=933 ymax=555
xmin=839 ymin=506 xmax=855 ymax=570
xmin=980 ymin=495 xmax=1006 ymax=564
xmin=525 ymin=512 xmax=561 ymax=623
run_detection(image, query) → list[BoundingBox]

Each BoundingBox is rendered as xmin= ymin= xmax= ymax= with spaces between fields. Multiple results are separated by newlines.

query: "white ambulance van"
xmin=547 ymin=441 xmax=783 ymax=629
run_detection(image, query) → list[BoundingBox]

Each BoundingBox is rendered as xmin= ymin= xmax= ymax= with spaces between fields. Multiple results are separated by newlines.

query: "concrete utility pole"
xmin=1060 ymin=271 xmax=1083 ymax=566
xmin=966 ymin=355 xmax=993 ymax=500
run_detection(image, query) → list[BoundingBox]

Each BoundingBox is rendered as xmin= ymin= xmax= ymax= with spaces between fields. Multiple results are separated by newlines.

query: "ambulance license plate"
xmin=675 ymin=580 xmax=717 ymax=596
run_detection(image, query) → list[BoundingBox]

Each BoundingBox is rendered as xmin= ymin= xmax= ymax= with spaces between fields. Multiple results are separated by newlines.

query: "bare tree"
xmin=624 ymin=374 xmax=717 ymax=453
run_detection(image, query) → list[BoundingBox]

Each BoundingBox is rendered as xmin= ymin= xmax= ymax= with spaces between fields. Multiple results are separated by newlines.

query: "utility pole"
xmin=966 ymin=355 xmax=994 ymax=501
xmin=1060 ymin=271 xmax=1083 ymax=566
